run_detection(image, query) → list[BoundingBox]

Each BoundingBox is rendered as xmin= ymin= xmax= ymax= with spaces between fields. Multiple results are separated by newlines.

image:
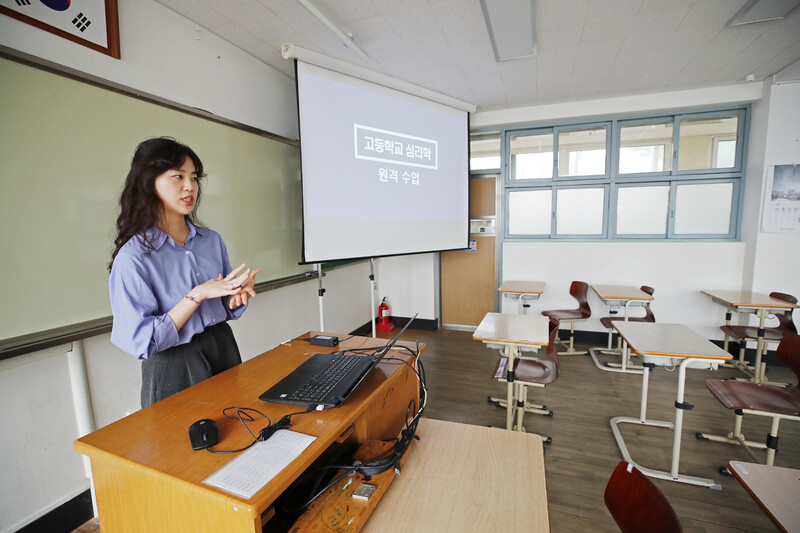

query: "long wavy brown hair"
xmin=109 ymin=137 xmax=205 ymax=271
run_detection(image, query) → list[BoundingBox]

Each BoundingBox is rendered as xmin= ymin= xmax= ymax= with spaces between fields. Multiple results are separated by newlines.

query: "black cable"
xmin=282 ymin=350 xmax=427 ymax=513
xmin=205 ymin=405 xmax=314 ymax=455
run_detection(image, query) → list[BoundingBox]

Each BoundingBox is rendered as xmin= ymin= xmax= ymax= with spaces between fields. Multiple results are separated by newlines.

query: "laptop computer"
xmin=259 ymin=315 xmax=417 ymax=409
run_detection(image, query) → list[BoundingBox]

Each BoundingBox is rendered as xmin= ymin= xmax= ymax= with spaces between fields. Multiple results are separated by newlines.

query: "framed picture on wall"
xmin=0 ymin=0 xmax=120 ymax=59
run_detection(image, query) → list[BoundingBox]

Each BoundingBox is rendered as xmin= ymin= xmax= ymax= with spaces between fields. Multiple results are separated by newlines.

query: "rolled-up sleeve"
xmin=109 ymin=254 xmax=179 ymax=359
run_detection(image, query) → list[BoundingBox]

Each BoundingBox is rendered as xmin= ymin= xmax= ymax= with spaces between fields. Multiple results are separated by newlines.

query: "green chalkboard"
xmin=0 ymin=55 xmax=304 ymax=345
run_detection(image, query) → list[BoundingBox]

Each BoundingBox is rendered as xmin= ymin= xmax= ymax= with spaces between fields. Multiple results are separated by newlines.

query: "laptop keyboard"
xmin=286 ymin=355 xmax=363 ymax=403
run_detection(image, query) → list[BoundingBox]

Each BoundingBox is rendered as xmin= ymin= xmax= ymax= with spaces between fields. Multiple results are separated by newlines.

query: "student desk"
xmin=610 ymin=322 xmax=732 ymax=489
xmin=589 ymin=284 xmax=654 ymax=374
xmin=498 ymin=281 xmax=546 ymax=315
xmin=73 ymin=333 xmax=422 ymax=533
xmin=728 ymin=461 xmax=800 ymax=533
xmin=473 ymin=312 xmax=550 ymax=431
xmin=364 ymin=418 xmax=550 ymax=533
xmin=702 ymin=290 xmax=798 ymax=384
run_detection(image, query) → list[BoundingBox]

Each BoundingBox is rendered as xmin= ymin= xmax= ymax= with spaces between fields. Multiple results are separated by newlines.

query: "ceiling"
xmin=155 ymin=0 xmax=800 ymax=113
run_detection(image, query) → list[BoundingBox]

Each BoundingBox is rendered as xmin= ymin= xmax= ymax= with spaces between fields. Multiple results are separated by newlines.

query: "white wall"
xmin=487 ymin=80 xmax=800 ymax=342
xmin=501 ymin=241 xmax=746 ymax=340
xmin=749 ymin=81 xmax=800 ymax=307
xmin=0 ymin=0 xmax=299 ymax=141
xmin=376 ymin=253 xmax=438 ymax=321
xmin=0 ymin=2 xmax=368 ymax=531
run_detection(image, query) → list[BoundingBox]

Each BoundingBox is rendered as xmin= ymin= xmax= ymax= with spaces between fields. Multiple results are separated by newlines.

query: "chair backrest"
xmin=776 ymin=333 xmax=800 ymax=385
xmin=546 ymin=317 xmax=560 ymax=373
xmin=569 ymin=281 xmax=591 ymax=317
xmin=769 ymin=292 xmax=798 ymax=334
xmin=639 ymin=285 xmax=656 ymax=322
xmin=604 ymin=461 xmax=682 ymax=533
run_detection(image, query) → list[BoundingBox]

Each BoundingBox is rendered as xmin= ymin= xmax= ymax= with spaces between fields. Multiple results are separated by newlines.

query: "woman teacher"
xmin=108 ymin=137 xmax=259 ymax=407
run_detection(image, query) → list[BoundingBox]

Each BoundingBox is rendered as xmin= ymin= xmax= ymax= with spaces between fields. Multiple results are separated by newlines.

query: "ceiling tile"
xmin=751 ymin=42 xmax=800 ymax=79
xmin=322 ymin=0 xmax=381 ymax=23
xmin=536 ymin=0 xmax=590 ymax=30
xmin=154 ymin=0 xmax=800 ymax=114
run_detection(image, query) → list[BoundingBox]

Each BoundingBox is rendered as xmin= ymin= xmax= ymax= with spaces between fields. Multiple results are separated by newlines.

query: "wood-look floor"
xmin=74 ymin=326 xmax=799 ymax=533
xmin=412 ymin=326 xmax=799 ymax=533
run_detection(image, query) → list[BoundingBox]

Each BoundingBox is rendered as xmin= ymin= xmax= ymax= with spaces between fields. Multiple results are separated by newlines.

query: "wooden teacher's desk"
xmin=728 ymin=460 xmax=800 ymax=533
xmin=364 ymin=418 xmax=550 ymax=533
xmin=74 ymin=333 xmax=422 ymax=533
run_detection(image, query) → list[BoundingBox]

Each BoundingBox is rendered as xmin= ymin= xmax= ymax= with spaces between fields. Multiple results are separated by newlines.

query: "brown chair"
xmin=600 ymin=285 xmax=656 ymax=352
xmin=541 ymin=281 xmax=591 ymax=355
xmin=697 ymin=333 xmax=800 ymax=466
xmin=720 ymin=292 xmax=797 ymax=375
xmin=604 ymin=461 xmax=682 ymax=533
xmin=490 ymin=318 xmax=560 ymax=442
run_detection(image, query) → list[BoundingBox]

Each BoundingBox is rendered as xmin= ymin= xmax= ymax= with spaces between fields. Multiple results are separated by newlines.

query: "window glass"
xmin=555 ymin=187 xmax=605 ymax=234
xmin=714 ymin=138 xmax=736 ymax=168
xmin=619 ymin=122 xmax=673 ymax=173
xmin=558 ymin=127 xmax=606 ymax=177
xmin=470 ymin=131 xmax=500 ymax=170
xmin=674 ymin=182 xmax=733 ymax=234
xmin=616 ymin=185 xmax=669 ymax=235
xmin=678 ymin=116 xmax=738 ymax=171
xmin=510 ymin=132 xmax=553 ymax=179
xmin=508 ymin=190 xmax=552 ymax=234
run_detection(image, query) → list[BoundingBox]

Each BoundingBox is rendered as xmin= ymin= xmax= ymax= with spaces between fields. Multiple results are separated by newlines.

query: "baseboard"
xmin=15 ymin=489 xmax=93 ymax=533
xmin=571 ymin=330 xmax=608 ymax=347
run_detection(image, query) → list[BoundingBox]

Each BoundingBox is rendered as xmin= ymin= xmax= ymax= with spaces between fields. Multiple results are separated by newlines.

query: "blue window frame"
xmin=472 ymin=106 xmax=749 ymax=241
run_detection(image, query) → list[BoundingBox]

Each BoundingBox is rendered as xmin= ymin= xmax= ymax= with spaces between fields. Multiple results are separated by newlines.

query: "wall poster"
xmin=762 ymin=164 xmax=800 ymax=234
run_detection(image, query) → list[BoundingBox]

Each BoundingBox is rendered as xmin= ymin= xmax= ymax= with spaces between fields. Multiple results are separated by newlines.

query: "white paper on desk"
xmin=203 ymin=429 xmax=316 ymax=499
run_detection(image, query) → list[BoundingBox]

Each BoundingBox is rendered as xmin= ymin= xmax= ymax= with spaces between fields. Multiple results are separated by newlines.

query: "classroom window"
xmin=510 ymin=132 xmax=553 ymax=180
xmin=470 ymin=131 xmax=501 ymax=171
xmin=674 ymin=182 xmax=734 ymax=235
xmin=615 ymin=185 xmax=669 ymax=236
xmin=677 ymin=115 xmax=738 ymax=171
xmin=619 ymin=121 xmax=673 ymax=174
xmin=555 ymin=187 xmax=606 ymax=235
xmin=497 ymin=106 xmax=747 ymax=241
xmin=508 ymin=189 xmax=552 ymax=235
xmin=558 ymin=127 xmax=606 ymax=177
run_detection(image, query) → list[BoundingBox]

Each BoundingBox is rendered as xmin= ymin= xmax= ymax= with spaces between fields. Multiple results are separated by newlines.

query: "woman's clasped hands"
xmin=194 ymin=263 xmax=261 ymax=309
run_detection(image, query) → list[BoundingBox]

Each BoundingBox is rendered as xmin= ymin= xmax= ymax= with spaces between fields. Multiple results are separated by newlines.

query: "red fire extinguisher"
xmin=376 ymin=297 xmax=396 ymax=332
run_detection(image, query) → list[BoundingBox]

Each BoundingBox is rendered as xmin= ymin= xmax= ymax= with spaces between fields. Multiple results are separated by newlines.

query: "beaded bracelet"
xmin=184 ymin=294 xmax=201 ymax=305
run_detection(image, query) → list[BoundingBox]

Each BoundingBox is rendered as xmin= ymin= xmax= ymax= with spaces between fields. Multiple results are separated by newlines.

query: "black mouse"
xmin=189 ymin=419 xmax=219 ymax=450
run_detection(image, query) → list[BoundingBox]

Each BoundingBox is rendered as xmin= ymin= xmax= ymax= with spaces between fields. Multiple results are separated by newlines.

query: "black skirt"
xmin=140 ymin=321 xmax=241 ymax=408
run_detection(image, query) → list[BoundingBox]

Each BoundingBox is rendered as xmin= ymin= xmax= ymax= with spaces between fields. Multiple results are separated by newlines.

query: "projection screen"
xmin=296 ymin=60 xmax=470 ymax=263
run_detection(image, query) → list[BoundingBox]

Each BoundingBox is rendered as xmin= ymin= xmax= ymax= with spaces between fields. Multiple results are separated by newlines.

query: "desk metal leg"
xmin=753 ymin=309 xmax=767 ymax=384
xmin=720 ymin=307 xmax=757 ymax=378
xmin=723 ymin=310 xmax=731 ymax=353
xmin=515 ymin=381 xmax=525 ymax=430
xmin=610 ymin=359 xmax=721 ymax=489
xmin=589 ymin=336 xmax=643 ymax=375
xmin=504 ymin=345 xmax=518 ymax=431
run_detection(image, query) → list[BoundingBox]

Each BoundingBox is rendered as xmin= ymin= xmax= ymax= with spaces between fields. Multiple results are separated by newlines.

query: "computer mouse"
xmin=189 ymin=418 xmax=219 ymax=450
